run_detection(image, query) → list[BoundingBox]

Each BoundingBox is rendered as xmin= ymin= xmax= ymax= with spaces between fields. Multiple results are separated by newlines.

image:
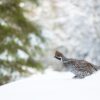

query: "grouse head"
xmin=54 ymin=51 xmax=64 ymax=61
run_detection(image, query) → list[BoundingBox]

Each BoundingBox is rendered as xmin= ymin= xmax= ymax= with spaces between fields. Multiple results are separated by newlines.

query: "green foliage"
xmin=0 ymin=0 xmax=44 ymax=85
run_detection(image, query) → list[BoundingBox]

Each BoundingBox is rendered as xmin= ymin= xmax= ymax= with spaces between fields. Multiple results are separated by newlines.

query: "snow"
xmin=0 ymin=69 xmax=100 ymax=100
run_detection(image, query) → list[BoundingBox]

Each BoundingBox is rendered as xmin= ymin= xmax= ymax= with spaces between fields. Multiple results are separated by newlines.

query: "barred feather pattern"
xmin=55 ymin=51 xmax=99 ymax=79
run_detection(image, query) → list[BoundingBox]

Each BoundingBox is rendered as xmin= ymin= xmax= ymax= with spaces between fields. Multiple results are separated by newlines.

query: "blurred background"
xmin=0 ymin=0 xmax=100 ymax=85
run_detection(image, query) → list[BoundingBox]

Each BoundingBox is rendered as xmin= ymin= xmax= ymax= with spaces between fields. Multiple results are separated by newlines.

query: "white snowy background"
xmin=24 ymin=0 xmax=100 ymax=69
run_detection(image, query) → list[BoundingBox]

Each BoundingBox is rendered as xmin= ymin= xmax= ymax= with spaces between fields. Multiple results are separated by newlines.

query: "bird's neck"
xmin=61 ymin=56 xmax=68 ymax=62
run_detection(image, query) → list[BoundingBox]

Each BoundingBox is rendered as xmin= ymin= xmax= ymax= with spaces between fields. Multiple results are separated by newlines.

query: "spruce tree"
xmin=0 ymin=0 xmax=44 ymax=85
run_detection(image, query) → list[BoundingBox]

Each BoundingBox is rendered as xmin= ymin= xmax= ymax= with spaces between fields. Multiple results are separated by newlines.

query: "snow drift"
xmin=0 ymin=69 xmax=100 ymax=100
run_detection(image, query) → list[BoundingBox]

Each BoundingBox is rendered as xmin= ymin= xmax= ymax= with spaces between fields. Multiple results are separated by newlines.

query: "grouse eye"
xmin=55 ymin=56 xmax=62 ymax=60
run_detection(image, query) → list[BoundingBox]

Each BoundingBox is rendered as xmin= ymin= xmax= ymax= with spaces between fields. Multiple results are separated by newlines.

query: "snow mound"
xmin=0 ymin=69 xmax=100 ymax=100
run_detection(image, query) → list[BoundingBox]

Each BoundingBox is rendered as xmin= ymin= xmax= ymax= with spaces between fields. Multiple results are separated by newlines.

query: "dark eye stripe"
xmin=55 ymin=56 xmax=61 ymax=60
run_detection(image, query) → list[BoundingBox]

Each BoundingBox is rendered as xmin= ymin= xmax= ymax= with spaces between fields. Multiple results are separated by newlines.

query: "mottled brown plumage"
xmin=54 ymin=51 xmax=99 ymax=79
